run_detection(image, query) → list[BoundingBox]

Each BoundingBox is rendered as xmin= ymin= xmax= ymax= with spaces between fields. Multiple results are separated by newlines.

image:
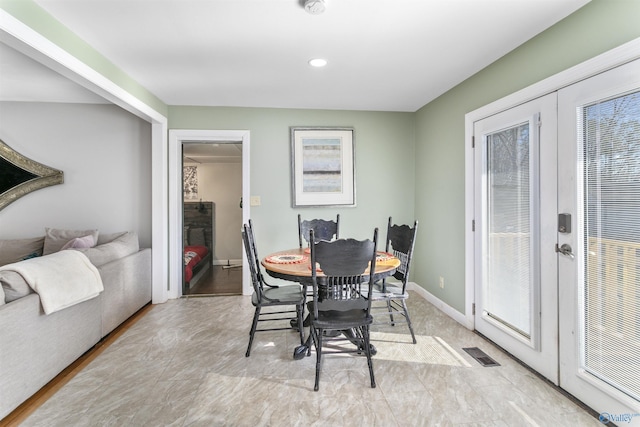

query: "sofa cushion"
xmin=0 ymin=237 xmax=44 ymax=266
xmin=0 ymin=270 xmax=33 ymax=303
xmin=76 ymin=231 xmax=139 ymax=267
xmin=43 ymin=228 xmax=99 ymax=255
xmin=96 ymin=231 xmax=127 ymax=246
xmin=0 ymin=284 xmax=4 ymax=305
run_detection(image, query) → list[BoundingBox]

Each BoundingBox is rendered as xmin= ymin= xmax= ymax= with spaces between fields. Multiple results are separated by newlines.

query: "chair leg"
xmin=245 ymin=306 xmax=261 ymax=357
xmin=387 ymin=300 xmax=395 ymax=325
xmin=297 ymin=304 xmax=305 ymax=346
xmin=353 ymin=327 xmax=363 ymax=353
xmin=401 ymin=300 xmax=417 ymax=344
xmin=354 ymin=328 xmax=367 ymax=354
xmin=363 ymin=325 xmax=376 ymax=388
xmin=314 ymin=327 xmax=323 ymax=391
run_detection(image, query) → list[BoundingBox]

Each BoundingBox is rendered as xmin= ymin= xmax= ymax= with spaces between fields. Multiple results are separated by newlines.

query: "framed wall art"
xmin=183 ymin=165 xmax=198 ymax=200
xmin=290 ymin=127 xmax=355 ymax=207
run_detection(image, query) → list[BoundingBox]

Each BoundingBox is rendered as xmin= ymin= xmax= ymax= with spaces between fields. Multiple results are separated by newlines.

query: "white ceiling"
xmin=0 ymin=0 xmax=590 ymax=112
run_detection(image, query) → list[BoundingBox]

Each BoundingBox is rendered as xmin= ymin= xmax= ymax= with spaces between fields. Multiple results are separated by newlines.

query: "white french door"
xmin=473 ymin=58 xmax=640 ymax=419
xmin=473 ymin=93 xmax=559 ymax=384
xmin=558 ymin=59 xmax=640 ymax=420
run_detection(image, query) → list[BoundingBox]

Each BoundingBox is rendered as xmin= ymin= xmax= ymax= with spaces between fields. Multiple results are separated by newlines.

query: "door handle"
xmin=555 ymin=243 xmax=574 ymax=259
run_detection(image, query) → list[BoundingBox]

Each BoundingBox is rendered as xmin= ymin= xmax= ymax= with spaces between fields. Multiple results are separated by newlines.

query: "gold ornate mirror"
xmin=0 ymin=139 xmax=64 ymax=211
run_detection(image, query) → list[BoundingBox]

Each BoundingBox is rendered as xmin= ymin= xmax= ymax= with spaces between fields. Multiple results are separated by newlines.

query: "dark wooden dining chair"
xmin=242 ymin=223 xmax=305 ymax=357
xmin=369 ymin=217 xmax=418 ymax=343
xmin=307 ymin=228 xmax=378 ymax=391
xmin=247 ymin=219 xmax=278 ymax=289
xmin=298 ymin=214 xmax=340 ymax=248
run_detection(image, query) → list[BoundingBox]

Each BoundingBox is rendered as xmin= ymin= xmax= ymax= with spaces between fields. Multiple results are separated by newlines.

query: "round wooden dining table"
xmin=261 ymin=247 xmax=401 ymax=358
xmin=261 ymin=247 xmax=401 ymax=284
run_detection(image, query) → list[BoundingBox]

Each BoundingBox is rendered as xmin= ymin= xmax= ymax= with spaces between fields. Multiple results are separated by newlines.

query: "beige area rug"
xmin=370 ymin=332 xmax=472 ymax=367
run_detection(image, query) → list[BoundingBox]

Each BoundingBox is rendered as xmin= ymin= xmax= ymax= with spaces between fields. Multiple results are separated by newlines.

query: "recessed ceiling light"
xmin=309 ymin=58 xmax=328 ymax=68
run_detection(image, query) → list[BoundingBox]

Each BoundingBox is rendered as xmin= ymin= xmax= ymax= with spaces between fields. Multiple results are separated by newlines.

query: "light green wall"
xmin=414 ymin=0 xmax=640 ymax=313
xmin=0 ymin=0 xmax=167 ymax=116
xmin=169 ymin=106 xmax=416 ymax=257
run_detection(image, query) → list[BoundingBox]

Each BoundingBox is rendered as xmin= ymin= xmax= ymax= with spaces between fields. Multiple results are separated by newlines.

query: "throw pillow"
xmin=43 ymin=228 xmax=99 ymax=255
xmin=0 ymin=270 xmax=33 ymax=303
xmin=76 ymin=231 xmax=140 ymax=267
xmin=0 ymin=237 xmax=45 ymax=266
xmin=0 ymin=284 xmax=5 ymax=305
xmin=61 ymin=235 xmax=96 ymax=250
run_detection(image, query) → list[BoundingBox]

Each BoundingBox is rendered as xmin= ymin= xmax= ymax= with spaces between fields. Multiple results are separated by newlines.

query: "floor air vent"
xmin=463 ymin=347 xmax=500 ymax=367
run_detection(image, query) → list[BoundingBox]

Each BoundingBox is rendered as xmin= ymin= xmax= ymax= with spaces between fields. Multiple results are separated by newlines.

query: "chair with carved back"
xmin=369 ymin=217 xmax=418 ymax=343
xmin=247 ymin=219 xmax=276 ymax=290
xmin=242 ymin=222 xmax=305 ymax=357
xmin=298 ymin=214 xmax=340 ymax=248
xmin=307 ymin=228 xmax=378 ymax=391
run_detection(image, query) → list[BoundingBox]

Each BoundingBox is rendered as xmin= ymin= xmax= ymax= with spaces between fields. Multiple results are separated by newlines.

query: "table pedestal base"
xmin=292 ymin=326 xmax=377 ymax=360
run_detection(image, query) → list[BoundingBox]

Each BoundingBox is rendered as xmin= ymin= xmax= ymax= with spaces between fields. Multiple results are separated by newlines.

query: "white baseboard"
xmin=408 ymin=283 xmax=474 ymax=330
xmin=212 ymin=259 xmax=242 ymax=266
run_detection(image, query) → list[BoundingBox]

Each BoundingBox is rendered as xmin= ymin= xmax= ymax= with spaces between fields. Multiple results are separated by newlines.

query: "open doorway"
xmin=168 ymin=129 xmax=251 ymax=299
xmin=182 ymin=142 xmax=243 ymax=296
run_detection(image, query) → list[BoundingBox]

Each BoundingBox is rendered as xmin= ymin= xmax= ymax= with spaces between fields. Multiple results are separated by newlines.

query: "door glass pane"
xmin=485 ymin=123 xmax=532 ymax=337
xmin=582 ymin=90 xmax=640 ymax=400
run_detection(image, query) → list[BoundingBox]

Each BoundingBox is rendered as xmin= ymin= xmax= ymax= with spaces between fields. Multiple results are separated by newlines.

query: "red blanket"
xmin=184 ymin=245 xmax=208 ymax=283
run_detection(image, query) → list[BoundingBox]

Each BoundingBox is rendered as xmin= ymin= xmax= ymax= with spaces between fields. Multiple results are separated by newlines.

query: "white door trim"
xmin=465 ymin=37 xmax=640 ymax=327
xmin=168 ymin=129 xmax=251 ymax=298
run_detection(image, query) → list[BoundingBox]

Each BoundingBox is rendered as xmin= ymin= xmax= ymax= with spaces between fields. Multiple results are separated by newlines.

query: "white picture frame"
xmin=290 ymin=127 xmax=355 ymax=207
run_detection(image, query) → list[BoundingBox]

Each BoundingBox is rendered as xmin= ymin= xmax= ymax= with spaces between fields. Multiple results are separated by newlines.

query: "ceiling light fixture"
xmin=309 ymin=58 xmax=328 ymax=68
xmin=304 ymin=0 xmax=326 ymax=15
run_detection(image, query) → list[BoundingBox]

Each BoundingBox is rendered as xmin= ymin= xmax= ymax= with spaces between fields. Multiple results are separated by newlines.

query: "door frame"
xmin=169 ymin=129 xmax=251 ymax=298
xmin=472 ymin=94 xmax=559 ymax=384
xmin=465 ymin=37 xmax=640 ymax=328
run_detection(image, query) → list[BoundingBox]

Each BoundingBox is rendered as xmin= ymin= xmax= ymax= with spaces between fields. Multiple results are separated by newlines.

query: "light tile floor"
xmin=22 ymin=292 xmax=602 ymax=426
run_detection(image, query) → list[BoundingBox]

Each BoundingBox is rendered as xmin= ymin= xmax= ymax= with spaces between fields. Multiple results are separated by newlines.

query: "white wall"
xmin=0 ymin=102 xmax=152 ymax=246
xmin=184 ymin=161 xmax=242 ymax=262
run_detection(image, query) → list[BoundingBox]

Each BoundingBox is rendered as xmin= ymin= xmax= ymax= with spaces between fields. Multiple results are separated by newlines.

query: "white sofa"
xmin=0 ymin=230 xmax=152 ymax=420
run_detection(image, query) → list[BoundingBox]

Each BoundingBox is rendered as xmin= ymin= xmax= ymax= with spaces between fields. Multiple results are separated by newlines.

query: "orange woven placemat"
xmin=265 ymin=254 xmax=308 ymax=264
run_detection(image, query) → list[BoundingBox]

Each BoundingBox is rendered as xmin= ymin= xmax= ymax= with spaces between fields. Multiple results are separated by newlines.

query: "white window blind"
xmin=582 ymin=90 xmax=640 ymax=400
xmin=485 ymin=122 xmax=532 ymax=337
